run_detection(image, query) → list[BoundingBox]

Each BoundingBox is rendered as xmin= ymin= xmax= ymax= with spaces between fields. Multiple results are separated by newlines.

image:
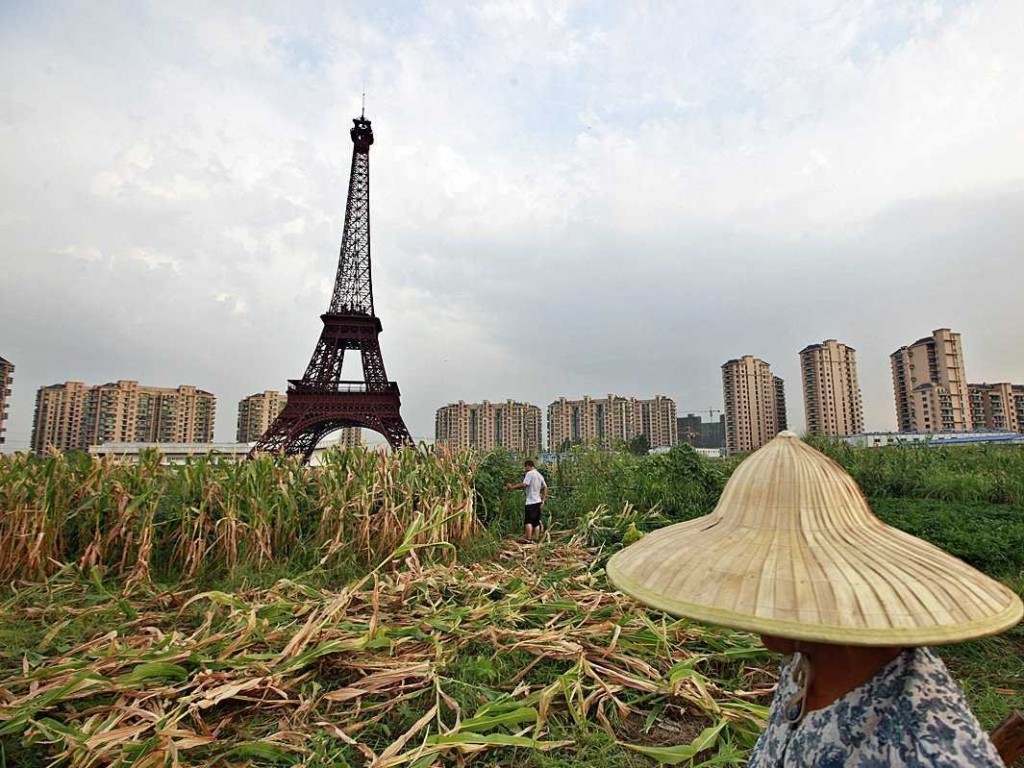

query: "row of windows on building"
xmin=0 ymin=356 xmax=14 ymax=446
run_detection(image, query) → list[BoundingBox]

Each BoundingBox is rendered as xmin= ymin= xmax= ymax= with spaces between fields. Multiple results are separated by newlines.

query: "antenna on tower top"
xmin=361 ymin=92 xmax=366 ymax=118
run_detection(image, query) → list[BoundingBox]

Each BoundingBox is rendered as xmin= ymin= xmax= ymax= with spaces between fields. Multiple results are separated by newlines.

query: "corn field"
xmin=0 ymin=531 xmax=772 ymax=767
xmin=0 ymin=448 xmax=775 ymax=766
xmin=0 ymin=442 xmax=1021 ymax=766
xmin=0 ymin=447 xmax=478 ymax=585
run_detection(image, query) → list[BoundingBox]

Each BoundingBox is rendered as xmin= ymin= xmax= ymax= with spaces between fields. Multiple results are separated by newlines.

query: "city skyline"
xmin=12 ymin=318 xmax=1024 ymax=453
xmin=3 ymin=3 xmax=1024 ymax=451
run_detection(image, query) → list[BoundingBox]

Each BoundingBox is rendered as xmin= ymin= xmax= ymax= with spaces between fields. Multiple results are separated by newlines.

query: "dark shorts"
xmin=524 ymin=503 xmax=542 ymax=527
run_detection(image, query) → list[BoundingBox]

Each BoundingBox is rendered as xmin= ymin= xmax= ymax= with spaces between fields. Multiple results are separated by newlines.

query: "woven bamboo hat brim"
xmin=607 ymin=432 xmax=1023 ymax=646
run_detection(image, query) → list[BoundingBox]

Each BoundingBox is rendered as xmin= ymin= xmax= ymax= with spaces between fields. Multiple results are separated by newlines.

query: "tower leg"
xmin=250 ymin=388 xmax=413 ymax=459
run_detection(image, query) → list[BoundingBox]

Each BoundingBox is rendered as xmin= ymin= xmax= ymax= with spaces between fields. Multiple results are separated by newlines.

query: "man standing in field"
xmin=507 ymin=459 xmax=547 ymax=542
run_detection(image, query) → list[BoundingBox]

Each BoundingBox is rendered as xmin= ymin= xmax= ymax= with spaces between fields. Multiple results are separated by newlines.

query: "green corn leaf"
xmin=621 ymin=719 xmax=728 ymax=764
xmin=224 ymin=741 xmax=301 ymax=764
xmin=459 ymin=705 xmax=538 ymax=733
xmin=120 ymin=662 xmax=190 ymax=685
xmin=427 ymin=731 xmax=564 ymax=748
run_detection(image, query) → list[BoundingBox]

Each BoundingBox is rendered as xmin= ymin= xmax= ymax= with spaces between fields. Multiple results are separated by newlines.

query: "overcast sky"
xmin=2 ymin=1 xmax=1023 ymax=450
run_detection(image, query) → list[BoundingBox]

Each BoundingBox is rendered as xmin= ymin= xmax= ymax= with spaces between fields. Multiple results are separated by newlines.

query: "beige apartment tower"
xmin=311 ymin=426 xmax=363 ymax=448
xmin=721 ymin=356 xmax=787 ymax=454
xmin=32 ymin=381 xmax=90 ymax=454
xmin=774 ymin=376 xmax=788 ymax=433
xmin=237 ymin=390 xmax=288 ymax=443
xmin=799 ymin=340 xmax=864 ymax=437
xmin=547 ymin=394 xmax=677 ymax=451
xmin=31 ymin=380 xmax=216 ymax=453
xmin=890 ymin=328 xmax=971 ymax=433
xmin=0 ymin=356 xmax=13 ymax=445
xmin=631 ymin=395 xmax=678 ymax=449
xmin=435 ymin=400 xmax=543 ymax=454
xmin=304 ymin=426 xmax=363 ymax=449
xmin=968 ymin=383 xmax=1024 ymax=433
xmin=332 ymin=427 xmax=364 ymax=448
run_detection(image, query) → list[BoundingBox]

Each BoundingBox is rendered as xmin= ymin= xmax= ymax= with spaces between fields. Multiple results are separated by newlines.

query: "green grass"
xmin=938 ymin=573 xmax=1024 ymax=731
xmin=870 ymin=498 xmax=1024 ymax=578
xmin=941 ymin=634 xmax=1024 ymax=730
xmin=806 ymin=439 xmax=1024 ymax=507
xmin=490 ymin=728 xmax=653 ymax=768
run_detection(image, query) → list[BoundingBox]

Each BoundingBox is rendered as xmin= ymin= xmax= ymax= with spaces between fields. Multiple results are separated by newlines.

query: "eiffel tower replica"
xmin=252 ymin=112 xmax=413 ymax=460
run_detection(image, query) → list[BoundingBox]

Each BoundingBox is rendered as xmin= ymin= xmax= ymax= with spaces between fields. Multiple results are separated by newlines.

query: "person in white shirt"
xmin=506 ymin=459 xmax=548 ymax=541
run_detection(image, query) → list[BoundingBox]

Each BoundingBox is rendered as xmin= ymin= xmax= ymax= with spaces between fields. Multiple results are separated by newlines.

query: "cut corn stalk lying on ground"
xmin=0 ymin=529 xmax=773 ymax=767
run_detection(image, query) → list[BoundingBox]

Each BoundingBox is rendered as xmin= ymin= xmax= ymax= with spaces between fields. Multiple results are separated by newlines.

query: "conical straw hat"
xmin=607 ymin=432 xmax=1023 ymax=645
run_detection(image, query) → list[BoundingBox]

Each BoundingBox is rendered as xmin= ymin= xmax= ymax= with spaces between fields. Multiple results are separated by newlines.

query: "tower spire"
xmin=329 ymin=113 xmax=375 ymax=315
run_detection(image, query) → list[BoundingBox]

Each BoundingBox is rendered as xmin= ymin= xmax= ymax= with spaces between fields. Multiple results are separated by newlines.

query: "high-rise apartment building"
xmin=547 ymin=394 xmax=677 ymax=451
xmin=774 ymin=376 xmax=788 ymax=433
xmin=799 ymin=340 xmax=864 ymax=437
xmin=632 ymin=395 xmax=678 ymax=449
xmin=890 ymin=328 xmax=971 ymax=433
xmin=31 ymin=380 xmax=215 ymax=453
xmin=721 ymin=356 xmax=787 ymax=454
xmin=968 ymin=383 xmax=1024 ymax=433
xmin=0 ymin=356 xmax=13 ymax=445
xmin=31 ymin=382 xmax=90 ymax=453
xmin=1015 ymin=387 xmax=1024 ymax=433
xmin=548 ymin=395 xmax=627 ymax=450
xmin=435 ymin=400 xmax=543 ymax=454
xmin=331 ymin=427 xmax=364 ymax=448
xmin=237 ymin=390 xmax=288 ymax=443
xmin=82 ymin=380 xmax=141 ymax=445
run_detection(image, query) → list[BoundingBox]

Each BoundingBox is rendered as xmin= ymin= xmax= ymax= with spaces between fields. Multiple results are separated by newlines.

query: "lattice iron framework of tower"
xmin=251 ymin=114 xmax=413 ymax=460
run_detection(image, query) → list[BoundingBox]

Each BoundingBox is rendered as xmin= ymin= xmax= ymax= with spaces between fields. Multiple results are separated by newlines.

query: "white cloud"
xmin=127 ymin=247 xmax=180 ymax=272
xmin=2 ymin=1 xmax=1023 ymax=451
xmin=56 ymin=245 xmax=104 ymax=262
xmin=215 ymin=291 xmax=248 ymax=315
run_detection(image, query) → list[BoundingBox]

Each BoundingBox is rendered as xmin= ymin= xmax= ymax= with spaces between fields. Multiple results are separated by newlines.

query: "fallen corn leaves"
xmin=0 ymin=535 xmax=774 ymax=766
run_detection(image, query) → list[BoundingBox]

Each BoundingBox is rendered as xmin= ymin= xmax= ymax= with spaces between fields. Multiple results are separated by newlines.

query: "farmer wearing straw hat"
xmin=608 ymin=432 xmax=1023 ymax=767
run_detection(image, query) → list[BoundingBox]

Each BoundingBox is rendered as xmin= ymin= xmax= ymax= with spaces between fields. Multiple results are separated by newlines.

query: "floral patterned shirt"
xmin=749 ymin=647 xmax=1004 ymax=767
